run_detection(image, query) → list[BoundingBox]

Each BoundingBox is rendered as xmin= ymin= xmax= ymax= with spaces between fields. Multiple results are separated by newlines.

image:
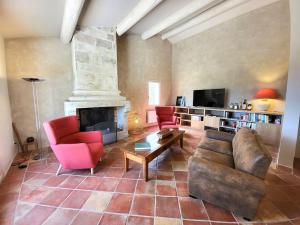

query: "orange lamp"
xmin=255 ymin=88 xmax=278 ymax=99
xmin=255 ymin=88 xmax=278 ymax=111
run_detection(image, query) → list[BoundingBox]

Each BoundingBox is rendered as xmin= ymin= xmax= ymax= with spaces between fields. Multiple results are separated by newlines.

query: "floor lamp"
xmin=22 ymin=77 xmax=45 ymax=160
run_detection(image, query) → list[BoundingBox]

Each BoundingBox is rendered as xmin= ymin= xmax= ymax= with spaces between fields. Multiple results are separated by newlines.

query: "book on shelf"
xmin=134 ymin=142 xmax=151 ymax=151
xmin=256 ymin=114 xmax=269 ymax=123
xmin=237 ymin=121 xmax=256 ymax=129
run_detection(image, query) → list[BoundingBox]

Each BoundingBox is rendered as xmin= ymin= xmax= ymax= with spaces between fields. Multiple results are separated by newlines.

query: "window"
xmin=148 ymin=81 xmax=160 ymax=105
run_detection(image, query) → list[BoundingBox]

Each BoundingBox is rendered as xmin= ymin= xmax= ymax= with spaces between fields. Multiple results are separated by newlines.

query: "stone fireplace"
xmin=64 ymin=27 xmax=130 ymax=142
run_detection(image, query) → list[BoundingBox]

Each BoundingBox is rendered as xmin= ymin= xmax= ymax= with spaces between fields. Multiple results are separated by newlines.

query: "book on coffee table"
xmin=134 ymin=142 xmax=151 ymax=151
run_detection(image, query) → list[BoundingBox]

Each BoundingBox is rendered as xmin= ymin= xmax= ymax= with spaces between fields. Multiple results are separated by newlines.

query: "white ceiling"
xmin=123 ymin=0 xmax=195 ymax=34
xmin=79 ymin=0 xmax=140 ymax=29
xmin=0 ymin=0 xmax=200 ymax=38
xmin=0 ymin=0 xmax=285 ymax=43
xmin=0 ymin=0 xmax=66 ymax=38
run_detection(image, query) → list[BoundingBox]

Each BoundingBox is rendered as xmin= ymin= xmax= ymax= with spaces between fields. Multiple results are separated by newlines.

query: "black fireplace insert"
xmin=78 ymin=107 xmax=117 ymax=144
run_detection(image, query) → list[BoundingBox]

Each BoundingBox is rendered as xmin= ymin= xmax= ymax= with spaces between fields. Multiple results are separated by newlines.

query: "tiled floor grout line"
xmin=96 ymin=213 xmax=103 ymax=225
xmin=65 ymin=175 xmax=103 ymax=225
xmin=13 ymin=152 xmax=32 ymax=225
xmin=22 ymin=182 xmax=195 ymax=198
xmin=8 ymin=128 xmax=300 ymax=225
xmin=202 ymin=200 xmax=213 ymax=225
xmin=24 ymin=171 xmax=300 ymax=187
xmin=173 ymin=159 xmax=184 ymax=225
xmin=125 ymin=169 xmax=140 ymax=223
xmin=38 ymin=174 xmax=89 ymax=225
xmin=55 ymin=174 xmax=89 ymax=212
xmin=19 ymin=199 xmax=299 ymax=224
xmin=66 ymin=210 xmax=81 ymax=225
xmin=21 ymin=172 xmax=300 ymax=223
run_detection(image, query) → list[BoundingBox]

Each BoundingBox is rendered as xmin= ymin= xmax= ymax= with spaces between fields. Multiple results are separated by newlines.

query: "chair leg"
xmin=91 ymin=168 xmax=94 ymax=175
xmin=56 ymin=164 xmax=62 ymax=176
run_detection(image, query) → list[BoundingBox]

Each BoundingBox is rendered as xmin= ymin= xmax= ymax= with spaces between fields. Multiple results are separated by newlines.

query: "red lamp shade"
xmin=255 ymin=88 xmax=278 ymax=99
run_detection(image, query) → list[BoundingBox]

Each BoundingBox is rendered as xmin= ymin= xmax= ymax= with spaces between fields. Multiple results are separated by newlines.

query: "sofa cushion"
xmin=198 ymin=136 xmax=233 ymax=156
xmin=232 ymin=128 xmax=272 ymax=179
xmin=206 ymin=129 xmax=235 ymax=143
xmin=194 ymin=148 xmax=234 ymax=168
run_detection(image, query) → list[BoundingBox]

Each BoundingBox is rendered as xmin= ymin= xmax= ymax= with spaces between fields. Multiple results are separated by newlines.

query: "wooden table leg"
xmin=143 ymin=160 xmax=148 ymax=182
xmin=180 ymin=135 xmax=184 ymax=148
xmin=124 ymin=154 xmax=129 ymax=172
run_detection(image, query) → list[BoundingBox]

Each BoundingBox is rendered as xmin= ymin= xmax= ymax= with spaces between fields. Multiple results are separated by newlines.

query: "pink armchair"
xmin=155 ymin=106 xmax=178 ymax=130
xmin=43 ymin=115 xmax=104 ymax=175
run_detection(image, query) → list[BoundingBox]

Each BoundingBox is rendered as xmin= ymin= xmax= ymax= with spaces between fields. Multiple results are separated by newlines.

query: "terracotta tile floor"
xmin=1 ymin=127 xmax=300 ymax=225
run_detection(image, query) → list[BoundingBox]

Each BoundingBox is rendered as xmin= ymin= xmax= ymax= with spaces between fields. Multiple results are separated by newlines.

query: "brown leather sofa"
xmin=188 ymin=128 xmax=272 ymax=220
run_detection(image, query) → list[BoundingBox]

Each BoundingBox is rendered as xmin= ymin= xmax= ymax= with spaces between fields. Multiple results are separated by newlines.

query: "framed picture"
xmin=176 ymin=96 xmax=185 ymax=106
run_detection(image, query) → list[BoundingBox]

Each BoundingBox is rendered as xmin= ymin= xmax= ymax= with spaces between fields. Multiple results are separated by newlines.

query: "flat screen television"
xmin=193 ymin=88 xmax=225 ymax=108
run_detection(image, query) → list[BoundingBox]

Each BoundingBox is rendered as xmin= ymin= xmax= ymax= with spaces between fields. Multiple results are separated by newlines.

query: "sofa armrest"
xmin=188 ymin=156 xmax=265 ymax=195
xmin=172 ymin=116 xmax=177 ymax=124
xmin=206 ymin=130 xmax=234 ymax=143
xmin=52 ymin=143 xmax=96 ymax=169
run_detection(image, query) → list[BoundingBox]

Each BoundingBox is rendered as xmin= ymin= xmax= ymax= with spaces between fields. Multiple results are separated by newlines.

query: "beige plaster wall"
xmin=5 ymin=38 xmax=73 ymax=145
xmin=172 ymin=0 xmax=290 ymax=111
xmin=0 ymin=35 xmax=15 ymax=182
xmin=118 ymin=34 xmax=172 ymax=130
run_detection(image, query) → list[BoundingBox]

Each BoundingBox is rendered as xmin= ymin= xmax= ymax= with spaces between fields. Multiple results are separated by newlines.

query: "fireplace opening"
xmin=78 ymin=107 xmax=119 ymax=145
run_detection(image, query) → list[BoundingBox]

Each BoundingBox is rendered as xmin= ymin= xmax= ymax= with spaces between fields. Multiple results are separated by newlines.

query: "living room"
xmin=0 ymin=0 xmax=300 ymax=224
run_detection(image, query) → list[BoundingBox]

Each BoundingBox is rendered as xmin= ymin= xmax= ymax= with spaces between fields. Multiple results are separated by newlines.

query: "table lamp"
xmin=131 ymin=112 xmax=143 ymax=134
xmin=255 ymin=88 xmax=278 ymax=111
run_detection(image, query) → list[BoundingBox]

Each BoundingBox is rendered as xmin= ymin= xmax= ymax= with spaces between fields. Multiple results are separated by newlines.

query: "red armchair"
xmin=43 ymin=115 xmax=104 ymax=175
xmin=155 ymin=106 xmax=178 ymax=130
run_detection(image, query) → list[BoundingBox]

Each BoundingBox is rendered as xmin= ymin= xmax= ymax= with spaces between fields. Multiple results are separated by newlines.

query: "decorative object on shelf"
xmin=131 ymin=112 xmax=143 ymax=134
xmin=239 ymin=102 xmax=242 ymax=110
xmin=247 ymin=103 xmax=253 ymax=110
xmin=242 ymin=99 xmax=247 ymax=110
xmin=176 ymin=96 xmax=186 ymax=106
xmin=157 ymin=128 xmax=173 ymax=139
xmin=229 ymin=103 xmax=234 ymax=109
xmin=275 ymin=118 xmax=281 ymax=124
xmin=255 ymin=88 xmax=278 ymax=111
xmin=22 ymin=77 xmax=45 ymax=160
xmin=233 ymin=103 xmax=239 ymax=110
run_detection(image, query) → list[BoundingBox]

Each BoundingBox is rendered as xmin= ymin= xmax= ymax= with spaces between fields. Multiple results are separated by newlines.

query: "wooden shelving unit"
xmin=174 ymin=106 xmax=284 ymax=142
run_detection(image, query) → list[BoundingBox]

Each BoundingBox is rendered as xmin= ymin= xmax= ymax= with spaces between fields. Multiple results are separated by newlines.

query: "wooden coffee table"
xmin=122 ymin=129 xmax=185 ymax=181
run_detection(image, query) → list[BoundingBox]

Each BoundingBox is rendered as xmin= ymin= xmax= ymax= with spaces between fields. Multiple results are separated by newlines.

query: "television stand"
xmin=173 ymin=106 xmax=283 ymax=147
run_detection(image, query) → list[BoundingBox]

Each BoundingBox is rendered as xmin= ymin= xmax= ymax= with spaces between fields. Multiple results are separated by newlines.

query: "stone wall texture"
xmin=5 ymin=38 xmax=73 ymax=145
xmin=118 ymin=34 xmax=172 ymax=129
xmin=171 ymin=0 xmax=290 ymax=111
xmin=72 ymin=27 xmax=119 ymax=95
